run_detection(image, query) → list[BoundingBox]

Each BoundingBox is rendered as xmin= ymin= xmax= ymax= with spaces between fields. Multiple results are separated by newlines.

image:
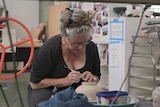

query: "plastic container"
xmin=96 ymin=91 xmax=128 ymax=105
xmin=94 ymin=95 xmax=139 ymax=107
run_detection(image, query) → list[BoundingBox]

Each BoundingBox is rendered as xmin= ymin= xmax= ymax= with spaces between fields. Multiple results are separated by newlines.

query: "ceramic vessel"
xmin=145 ymin=10 xmax=153 ymax=17
xmin=152 ymin=87 xmax=160 ymax=107
xmin=75 ymin=82 xmax=106 ymax=102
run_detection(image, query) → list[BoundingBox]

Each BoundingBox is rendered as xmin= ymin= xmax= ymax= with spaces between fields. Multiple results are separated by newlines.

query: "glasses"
xmin=68 ymin=39 xmax=90 ymax=48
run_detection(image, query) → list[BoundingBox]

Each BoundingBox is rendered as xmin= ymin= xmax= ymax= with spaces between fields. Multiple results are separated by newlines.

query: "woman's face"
xmin=65 ymin=33 xmax=90 ymax=51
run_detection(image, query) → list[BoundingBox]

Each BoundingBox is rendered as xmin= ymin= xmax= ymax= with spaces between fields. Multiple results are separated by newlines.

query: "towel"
xmin=38 ymin=87 xmax=95 ymax=107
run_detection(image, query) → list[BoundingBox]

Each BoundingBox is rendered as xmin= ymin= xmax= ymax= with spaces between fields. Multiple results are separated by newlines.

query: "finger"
xmin=71 ymin=76 xmax=80 ymax=83
xmin=71 ymin=71 xmax=81 ymax=75
xmin=88 ymin=76 xmax=94 ymax=82
xmin=71 ymin=73 xmax=81 ymax=80
xmin=93 ymin=77 xmax=98 ymax=81
xmin=72 ymin=73 xmax=82 ymax=79
xmin=88 ymin=77 xmax=92 ymax=82
xmin=81 ymin=75 xmax=86 ymax=81
xmin=81 ymin=71 xmax=90 ymax=79
xmin=81 ymin=72 xmax=87 ymax=78
xmin=83 ymin=74 xmax=91 ymax=81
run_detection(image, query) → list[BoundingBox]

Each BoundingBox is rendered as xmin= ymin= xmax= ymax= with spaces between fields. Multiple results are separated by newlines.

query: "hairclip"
xmin=65 ymin=8 xmax=74 ymax=12
xmin=88 ymin=11 xmax=97 ymax=24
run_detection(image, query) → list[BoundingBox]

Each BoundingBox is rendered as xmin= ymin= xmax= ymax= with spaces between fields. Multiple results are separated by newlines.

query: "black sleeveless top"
xmin=30 ymin=34 xmax=101 ymax=91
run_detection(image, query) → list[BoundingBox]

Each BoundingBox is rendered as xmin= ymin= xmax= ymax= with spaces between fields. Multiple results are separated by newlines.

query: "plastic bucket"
xmin=94 ymin=95 xmax=139 ymax=107
xmin=96 ymin=91 xmax=128 ymax=105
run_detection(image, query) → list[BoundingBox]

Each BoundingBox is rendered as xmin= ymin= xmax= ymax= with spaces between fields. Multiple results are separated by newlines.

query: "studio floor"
xmin=0 ymin=72 xmax=30 ymax=107
xmin=0 ymin=72 xmax=154 ymax=107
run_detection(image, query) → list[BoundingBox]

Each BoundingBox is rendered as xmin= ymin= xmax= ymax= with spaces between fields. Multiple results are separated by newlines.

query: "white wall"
xmin=39 ymin=1 xmax=55 ymax=22
xmin=0 ymin=0 xmax=39 ymax=39
xmin=108 ymin=18 xmax=140 ymax=91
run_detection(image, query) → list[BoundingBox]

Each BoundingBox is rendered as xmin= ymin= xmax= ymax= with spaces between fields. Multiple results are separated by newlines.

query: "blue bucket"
xmin=96 ymin=91 xmax=128 ymax=104
xmin=94 ymin=95 xmax=139 ymax=107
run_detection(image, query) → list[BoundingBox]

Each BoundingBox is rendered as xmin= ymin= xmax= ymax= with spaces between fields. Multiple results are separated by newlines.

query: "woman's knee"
xmin=28 ymin=87 xmax=52 ymax=107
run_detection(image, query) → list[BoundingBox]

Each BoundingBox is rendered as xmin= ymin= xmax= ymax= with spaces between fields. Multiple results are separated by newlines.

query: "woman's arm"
xmin=30 ymin=78 xmax=68 ymax=89
xmin=30 ymin=71 xmax=82 ymax=89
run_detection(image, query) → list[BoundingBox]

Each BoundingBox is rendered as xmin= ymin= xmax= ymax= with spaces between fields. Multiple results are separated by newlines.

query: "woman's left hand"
xmin=81 ymin=71 xmax=99 ymax=82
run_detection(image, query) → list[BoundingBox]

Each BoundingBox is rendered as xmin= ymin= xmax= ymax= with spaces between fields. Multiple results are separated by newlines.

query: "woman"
xmin=28 ymin=8 xmax=101 ymax=107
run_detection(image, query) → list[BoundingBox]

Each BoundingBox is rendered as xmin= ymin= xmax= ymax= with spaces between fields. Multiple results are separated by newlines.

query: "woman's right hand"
xmin=30 ymin=71 xmax=81 ymax=89
xmin=65 ymin=71 xmax=81 ymax=86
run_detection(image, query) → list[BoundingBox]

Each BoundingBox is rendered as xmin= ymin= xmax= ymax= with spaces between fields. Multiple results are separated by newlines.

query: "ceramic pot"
xmin=152 ymin=87 xmax=160 ymax=107
xmin=75 ymin=82 xmax=106 ymax=102
xmin=145 ymin=10 xmax=153 ymax=17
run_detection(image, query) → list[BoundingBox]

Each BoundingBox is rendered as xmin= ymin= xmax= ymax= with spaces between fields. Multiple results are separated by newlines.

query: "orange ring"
xmin=0 ymin=16 xmax=34 ymax=80
xmin=0 ymin=24 xmax=6 ymax=28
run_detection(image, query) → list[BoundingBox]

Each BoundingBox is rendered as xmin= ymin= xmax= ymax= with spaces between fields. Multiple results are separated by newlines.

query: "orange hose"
xmin=0 ymin=16 xmax=34 ymax=80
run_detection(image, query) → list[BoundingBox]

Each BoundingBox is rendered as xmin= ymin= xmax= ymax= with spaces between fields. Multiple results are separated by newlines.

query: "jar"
xmin=75 ymin=82 xmax=106 ymax=103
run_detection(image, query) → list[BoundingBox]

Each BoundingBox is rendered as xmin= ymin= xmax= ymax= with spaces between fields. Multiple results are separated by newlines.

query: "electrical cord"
xmin=0 ymin=84 xmax=10 ymax=107
xmin=109 ymin=5 xmax=149 ymax=107
xmin=2 ymin=0 xmax=24 ymax=107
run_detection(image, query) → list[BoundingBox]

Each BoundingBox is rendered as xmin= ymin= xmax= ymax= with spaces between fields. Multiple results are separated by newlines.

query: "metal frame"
xmin=39 ymin=0 xmax=160 ymax=5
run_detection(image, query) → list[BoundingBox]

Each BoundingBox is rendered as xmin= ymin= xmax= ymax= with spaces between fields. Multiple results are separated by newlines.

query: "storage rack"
xmin=128 ymin=33 xmax=160 ymax=100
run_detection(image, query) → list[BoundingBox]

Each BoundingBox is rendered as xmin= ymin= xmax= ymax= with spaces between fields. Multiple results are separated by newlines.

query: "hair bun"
xmin=60 ymin=8 xmax=94 ymax=37
xmin=60 ymin=8 xmax=73 ymax=27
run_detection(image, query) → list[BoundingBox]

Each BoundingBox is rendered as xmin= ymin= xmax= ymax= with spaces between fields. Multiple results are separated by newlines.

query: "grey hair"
xmin=60 ymin=8 xmax=94 ymax=37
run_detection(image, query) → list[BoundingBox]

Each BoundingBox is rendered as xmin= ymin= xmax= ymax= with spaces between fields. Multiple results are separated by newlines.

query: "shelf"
xmin=136 ymin=95 xmax=152 ymax=101
xmin=131 ymin=43 xmax=151 ymax=47
xmin=156 ymin=64 xmax=160 ymax=69
xmin=131 ymin=64 xmax=154 ymax=69
xmin=100 ymin=63 xmax=108 ymax=67
xmin=132 ymin=53 xmax=160 ymax=58
xmin=132 ymin=53 xmax=153 ymax=58
xmin=132 ymin=53 xmax=160 ymax=57
xmin=131 ymin=64 xmax=160 ymax=69
xmin=130 ymin=75 xmax=160 ymax=81
xmin=93 ymin=41 xmax=109 ymax=44
xmin=17 ymin=41 xmax=43 ymax=48
xmin=132 ymin=34 xmax=158 ymax=39
xmin=130 ymin=85 xmax=153 ymax=91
